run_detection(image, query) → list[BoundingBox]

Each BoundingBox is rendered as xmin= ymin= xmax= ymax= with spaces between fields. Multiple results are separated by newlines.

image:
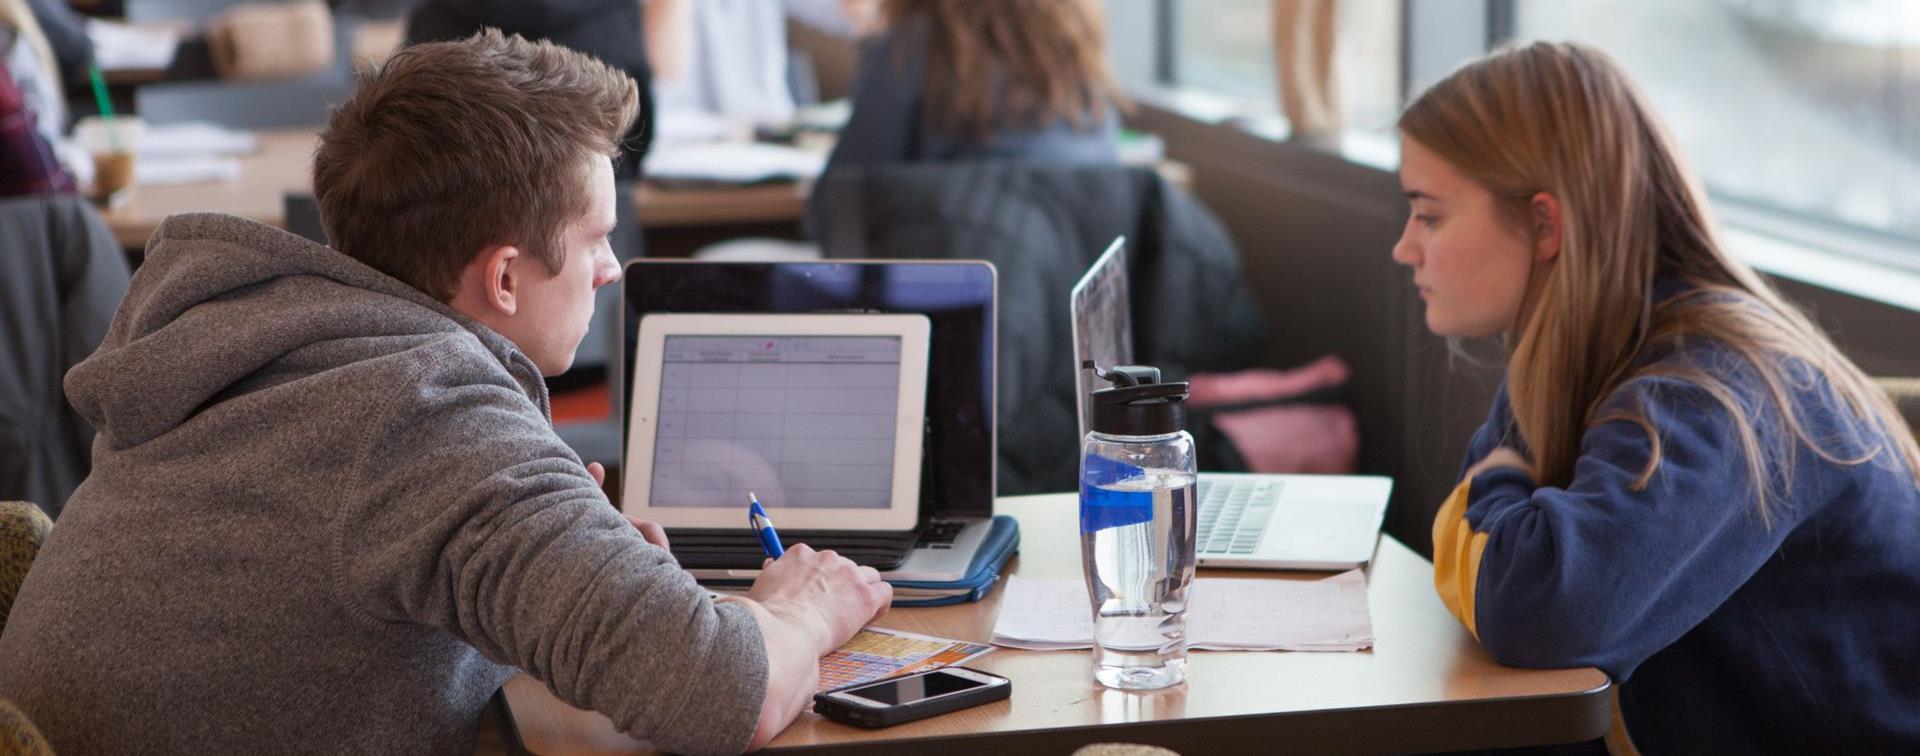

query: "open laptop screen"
xmin=623 ymin=260 xmax=996 ymax=519
xmin=1070 ymin=237 xmax=1133 ymax=441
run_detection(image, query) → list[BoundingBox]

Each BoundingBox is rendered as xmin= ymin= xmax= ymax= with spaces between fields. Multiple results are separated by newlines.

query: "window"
xmin=1173 ymin=0 xmax=1275 ymax=103
xmin=1159 ymin=0 xmax=1403 ymax=135
xmin=1516 ymin=0 xmax=1920 ymax=252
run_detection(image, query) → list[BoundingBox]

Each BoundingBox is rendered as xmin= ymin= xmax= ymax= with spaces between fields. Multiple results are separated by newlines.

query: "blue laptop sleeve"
xmin=886 ymin=515 xmax=1021 ymax=607
xmin=698 ymin=515 xmax=1020 ymax=608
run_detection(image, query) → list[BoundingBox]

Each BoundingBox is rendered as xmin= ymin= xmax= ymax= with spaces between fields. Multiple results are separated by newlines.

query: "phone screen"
xmin=842 ymin=670 xmax=990 ymax=706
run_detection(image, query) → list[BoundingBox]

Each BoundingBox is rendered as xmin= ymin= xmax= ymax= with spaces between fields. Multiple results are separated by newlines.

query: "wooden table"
xmin=100 ymin=129 xmax=317 ymax=248
xmin=100 ymin=129 xmax=810 ymax=250
xmin=498 ymin=494 xmax=1612 ymax=754
xmin=633 ymin=182 xmax=806 ymax=227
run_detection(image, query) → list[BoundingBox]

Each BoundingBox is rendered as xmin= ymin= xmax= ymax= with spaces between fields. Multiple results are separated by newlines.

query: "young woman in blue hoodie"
xmin=1397 ymin=42 xmax=1920 ymax=752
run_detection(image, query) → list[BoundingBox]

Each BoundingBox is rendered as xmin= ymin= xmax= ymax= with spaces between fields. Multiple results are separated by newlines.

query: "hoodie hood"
xmin=66 ymin=213 xmax=547 ymax=449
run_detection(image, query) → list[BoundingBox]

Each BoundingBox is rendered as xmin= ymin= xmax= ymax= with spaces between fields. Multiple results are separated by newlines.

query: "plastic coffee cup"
xmin=74 ymin=115 xmax=144 ymax=199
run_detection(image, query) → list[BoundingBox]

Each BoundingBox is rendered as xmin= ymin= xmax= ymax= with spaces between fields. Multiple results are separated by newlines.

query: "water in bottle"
xmin=1082 ymin=467 xmax=1197 ymax=690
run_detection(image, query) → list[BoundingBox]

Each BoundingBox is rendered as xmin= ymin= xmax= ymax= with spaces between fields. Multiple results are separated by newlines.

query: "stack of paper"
xmin=87 ymin=19 xmax=181 ymax=72
xmin=642 ymin=141 xmax=826 ymax=186
xmin=135 ymin=158 xmax=241 ymax=185
xmin=991 ymin=570 xmax=1373 ymax=652
xmin=71 ymin=120 xmax=258 ymax=187
xmin=138 ymin=122 xmax=259 ymax=158
xmin=134 ymin=123 xmax=256 ymax=185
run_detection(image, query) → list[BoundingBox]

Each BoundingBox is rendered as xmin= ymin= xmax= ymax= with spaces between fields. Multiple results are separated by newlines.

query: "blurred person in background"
xmin=644 ymin=0 xmax=871 ymax=140
xmin=819 ymin=0 xmax=1120 ymax=173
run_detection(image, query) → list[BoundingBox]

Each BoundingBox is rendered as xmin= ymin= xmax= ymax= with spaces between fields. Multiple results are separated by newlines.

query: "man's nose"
xmin=593 ymin=253 xmax=622 ymax=289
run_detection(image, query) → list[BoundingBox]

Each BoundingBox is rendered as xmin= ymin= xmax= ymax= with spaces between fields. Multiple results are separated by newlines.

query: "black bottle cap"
xmin=1086 ymin=361 xmax=1189 ymax=437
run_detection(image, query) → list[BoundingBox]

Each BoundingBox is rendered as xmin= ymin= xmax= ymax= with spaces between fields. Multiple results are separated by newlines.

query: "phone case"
xmin=812 ymin=668 xmax=1012 ymax=728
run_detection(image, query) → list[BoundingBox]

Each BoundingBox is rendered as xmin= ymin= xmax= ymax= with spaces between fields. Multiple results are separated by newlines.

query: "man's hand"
xmin=747 ymin=544 xmax=892 ymax=656
xmin=734 ymin=545 xmax=893 ymax=749
xmin=586 ymin=462 xmax=670 ymax=549
xmin=1464 ymin=447 xmax=1535 ymax=483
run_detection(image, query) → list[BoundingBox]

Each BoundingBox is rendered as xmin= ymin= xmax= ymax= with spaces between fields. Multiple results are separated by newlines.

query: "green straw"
xmin=87 ymin=65 xmax=120 ymax=152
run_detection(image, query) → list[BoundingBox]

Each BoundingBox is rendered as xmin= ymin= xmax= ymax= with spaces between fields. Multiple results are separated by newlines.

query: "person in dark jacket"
xmin=1409 ymin=42 xmax=1920 ymax=752
xmin=21 ymin=0 xmax=88 ymax=85
xmin=407 ymin=0 xmax=654 ymax=179
xmin=0 ymin=192 xmax=128 ymax=514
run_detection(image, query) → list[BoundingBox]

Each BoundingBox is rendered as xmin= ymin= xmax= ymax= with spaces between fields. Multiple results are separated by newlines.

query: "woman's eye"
xmin=1415 ymin=214 xmax=1439 ymax=229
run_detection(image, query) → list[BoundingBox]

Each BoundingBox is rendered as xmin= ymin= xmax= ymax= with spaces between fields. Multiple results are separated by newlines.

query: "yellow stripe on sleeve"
xmin=1431 ymin=479 xmax=1492 ymax=639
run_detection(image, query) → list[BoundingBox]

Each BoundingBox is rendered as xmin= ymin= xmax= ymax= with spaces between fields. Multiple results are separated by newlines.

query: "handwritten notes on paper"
xmin=991 ymin=570 xmax=1373 ymax=652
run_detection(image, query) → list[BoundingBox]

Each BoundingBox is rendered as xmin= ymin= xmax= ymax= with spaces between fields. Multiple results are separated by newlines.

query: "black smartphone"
xmin=813 ymin=667 xmax=1011 ymax=728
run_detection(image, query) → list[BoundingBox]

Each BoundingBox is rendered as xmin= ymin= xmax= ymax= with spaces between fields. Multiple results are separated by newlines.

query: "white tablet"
xmin=622 ymin=313 xmax=931 ymax=531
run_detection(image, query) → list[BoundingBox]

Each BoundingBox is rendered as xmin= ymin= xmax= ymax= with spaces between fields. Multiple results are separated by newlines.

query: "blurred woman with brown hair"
xmin=1408 ymin=42 xmax=1920 ymax=751
xmin=821 ymin=0 xmax=1121 ymax=171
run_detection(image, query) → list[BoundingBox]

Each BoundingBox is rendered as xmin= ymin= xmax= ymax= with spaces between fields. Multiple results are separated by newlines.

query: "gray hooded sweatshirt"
xmin=0 ymin=214 xmax=768 ymax=755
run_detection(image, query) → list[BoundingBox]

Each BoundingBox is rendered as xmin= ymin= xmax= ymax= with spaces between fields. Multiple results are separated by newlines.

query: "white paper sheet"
xmin=991 ymin=570 xmax=1374 ymax=652
xmin=87 ymin=19 xmax=181 ymax=71
xmin=136 ymin=156 xmax=241 ymax=185
xmin=137 ymin=122 xmax=259 ymax=158
xmin=642 ymin=141 xmax=825 ymax=184
xmin=72 ymin=121 xmax=258 ymax=159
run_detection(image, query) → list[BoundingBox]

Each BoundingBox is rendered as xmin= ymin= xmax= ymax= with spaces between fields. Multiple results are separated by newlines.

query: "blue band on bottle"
xmin=1080 ymin=454 xmax=1154 ymax=534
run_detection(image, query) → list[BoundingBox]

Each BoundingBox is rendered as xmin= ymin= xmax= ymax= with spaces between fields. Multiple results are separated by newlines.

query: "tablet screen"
xmin=652 ymin=334 xmax=902 ymax=509
xmin=624 ymin=312 xmax=931 ymax=531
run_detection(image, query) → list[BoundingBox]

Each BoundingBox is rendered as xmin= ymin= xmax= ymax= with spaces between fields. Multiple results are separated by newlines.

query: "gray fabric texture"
xmin=0 ymin=213 xmax=767 ymax=755
xmin=0 ymin=194 xmax=131 ymax=516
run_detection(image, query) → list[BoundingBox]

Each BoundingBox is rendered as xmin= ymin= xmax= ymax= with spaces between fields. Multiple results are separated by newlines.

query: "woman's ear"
xmin=1530 ymin=191 xmax=1563 ymax=262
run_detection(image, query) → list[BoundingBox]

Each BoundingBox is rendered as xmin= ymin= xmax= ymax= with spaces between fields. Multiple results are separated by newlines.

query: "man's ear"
xmin=478 ymin=244 xmax=523 ymax=316
xmin=1530 ymin=191 xmax=1563 ymax=263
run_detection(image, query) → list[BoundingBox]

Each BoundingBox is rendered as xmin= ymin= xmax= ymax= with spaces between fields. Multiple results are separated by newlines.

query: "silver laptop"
xmin=1070 ymin=238 xmax=1391 ymax=570
xmin=622 ymin=259 xmax=1005 ymax=585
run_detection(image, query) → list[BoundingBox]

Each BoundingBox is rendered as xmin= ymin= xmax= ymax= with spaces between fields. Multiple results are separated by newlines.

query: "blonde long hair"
xmin=885 ymin=0 xmax=1118 ymax=139
xmin=0 ymin=0 xmax=63 ymax=95
xmin=1400 ymin=42 xmax=1920 ymax=521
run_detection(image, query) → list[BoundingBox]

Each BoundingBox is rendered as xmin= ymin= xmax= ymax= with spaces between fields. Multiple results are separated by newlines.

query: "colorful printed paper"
xmin=817 ymin=627 xmax=994 ymax=692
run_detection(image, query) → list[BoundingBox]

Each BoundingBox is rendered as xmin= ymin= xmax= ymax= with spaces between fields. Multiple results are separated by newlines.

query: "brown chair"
xmin=0 ymin=501 xmax=54 ymax=755
xmin=1071 ymin=745 xmax=1180 ymax=756
xmin=0 ymin=500 xmax=52 ymax=636
xmin=0 ymin=698 xmax=53 ymax=756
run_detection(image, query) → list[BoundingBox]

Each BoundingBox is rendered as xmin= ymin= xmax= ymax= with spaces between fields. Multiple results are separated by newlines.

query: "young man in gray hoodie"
xmin=0 ymin=30 xmax=890 ymax=755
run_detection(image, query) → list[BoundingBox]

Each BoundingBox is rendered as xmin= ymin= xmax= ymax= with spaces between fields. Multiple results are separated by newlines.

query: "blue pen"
xmin=748 ymin=492 xmax=784 ymax=559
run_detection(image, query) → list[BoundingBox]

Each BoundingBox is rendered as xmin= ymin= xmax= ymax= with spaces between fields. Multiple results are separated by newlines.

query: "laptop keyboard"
xmin=1195 ymin=479 xmax=1284 ymax=555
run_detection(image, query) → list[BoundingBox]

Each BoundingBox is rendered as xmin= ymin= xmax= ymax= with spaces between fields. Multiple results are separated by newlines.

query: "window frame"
xmin=1140 ymin=0 xmax=1920 ymax=281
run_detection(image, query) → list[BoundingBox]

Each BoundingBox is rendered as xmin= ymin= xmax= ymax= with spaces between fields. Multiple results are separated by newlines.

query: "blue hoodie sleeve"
xmin=1460 ymin=374 xmax=1814 ymax=681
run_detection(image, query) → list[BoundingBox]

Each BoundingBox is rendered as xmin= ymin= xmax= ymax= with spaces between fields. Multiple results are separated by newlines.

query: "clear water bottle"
xmin=1079 ymin=362 xmax=1197 ymax=690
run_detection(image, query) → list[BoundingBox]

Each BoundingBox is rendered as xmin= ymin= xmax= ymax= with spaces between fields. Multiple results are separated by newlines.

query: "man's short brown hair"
xmin=314 ymin=29 xmax=639 ymax=300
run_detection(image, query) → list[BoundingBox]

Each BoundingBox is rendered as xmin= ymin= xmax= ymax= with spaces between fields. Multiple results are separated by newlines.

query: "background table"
xmin=99 ymin=129 xmax=810 ymax=251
